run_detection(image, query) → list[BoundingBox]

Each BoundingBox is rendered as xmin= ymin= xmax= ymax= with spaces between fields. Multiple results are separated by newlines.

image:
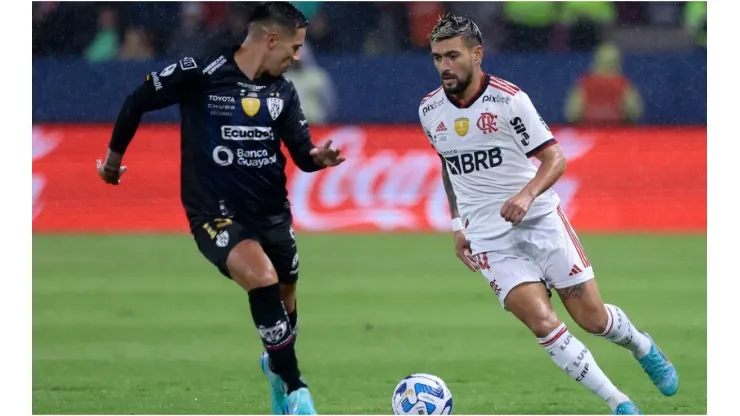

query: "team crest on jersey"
xmin=454 ymin=117 xmax=469 ymax=136
xmin=241 ymin=97 xmax=260 ymax=117
xmin=267 ymin=97 xmax=284 ymax=121
xmin=476 ymin=112 xmax=498 ymax=134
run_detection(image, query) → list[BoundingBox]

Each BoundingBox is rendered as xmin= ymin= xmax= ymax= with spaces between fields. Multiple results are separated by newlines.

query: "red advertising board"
xmin=32 ymin=124 xmax=706 ymax=233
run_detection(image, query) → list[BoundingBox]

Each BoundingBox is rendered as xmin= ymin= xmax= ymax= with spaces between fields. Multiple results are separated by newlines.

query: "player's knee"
xmin=573 ymin=308 xmax=608 ymax=334
xmin=526 ymin=314 xmax=562 ymax=339
xmin=230 ymin=265 xmax=279 ymax=291
xmin=248 ymin=270 xmax=279 ymax=289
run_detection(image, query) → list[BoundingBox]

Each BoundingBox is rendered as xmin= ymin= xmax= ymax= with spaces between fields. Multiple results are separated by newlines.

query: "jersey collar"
xmin=228 ymin=45 xmax=280 ymax=86
xmin=445 ymin=73 xmax=490 ymax=109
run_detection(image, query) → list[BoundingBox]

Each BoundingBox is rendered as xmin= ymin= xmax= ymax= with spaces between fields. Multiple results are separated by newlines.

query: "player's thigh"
xmin=557 ymin=279 xmax=609 ymax=334
xmin=477 ymin=252 xmax=559 ymax=336
xmin=192 ymin=218 xmax=278 ymax=290
xmin=530 ymin=207 xmax=607 ymax=333
xmin=261 ymin=223 xmax=300 ymax=286
xmin=530 ymin=207 xmax=595 ymax=293
xmin=475 ymin=252 xmax=559 ymax=337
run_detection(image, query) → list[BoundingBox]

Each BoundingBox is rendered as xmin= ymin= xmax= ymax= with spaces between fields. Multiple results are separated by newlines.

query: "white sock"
xmin=601 ymin=304 xmax=652 ymax=359
xmin=539 ymin=323 xmax=630 ymax=411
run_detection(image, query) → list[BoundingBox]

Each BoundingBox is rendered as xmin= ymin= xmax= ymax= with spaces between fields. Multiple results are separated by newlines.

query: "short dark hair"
xmin=429 ymin=14 xmax=483 ymax=47
xmin=248 ymin=2 xmax=309 ymax=33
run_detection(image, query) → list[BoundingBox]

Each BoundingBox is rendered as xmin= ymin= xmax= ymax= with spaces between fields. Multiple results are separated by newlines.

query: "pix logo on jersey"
xmin=241 ymin=97 xmax=260 ymax=117
xmin=454 ymin=117 xmax=469 ymax=136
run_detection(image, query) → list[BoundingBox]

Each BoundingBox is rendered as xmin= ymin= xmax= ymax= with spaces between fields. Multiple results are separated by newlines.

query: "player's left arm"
xmin=501 ymin=92 xmax=567 ymax=225
xmin=278 ymin=83 xmax=345 ymax=172
xmin=98 ymin=57 xmax=204 ymax=185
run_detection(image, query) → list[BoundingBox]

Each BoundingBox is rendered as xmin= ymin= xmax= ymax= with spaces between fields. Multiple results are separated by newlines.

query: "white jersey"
xmin=418 ymin=74 xmax=560 ymax=254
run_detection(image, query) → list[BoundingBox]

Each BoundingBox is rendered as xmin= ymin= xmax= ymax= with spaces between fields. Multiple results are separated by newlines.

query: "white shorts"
xmin=473 ymin=206 xmax=594 ymax=309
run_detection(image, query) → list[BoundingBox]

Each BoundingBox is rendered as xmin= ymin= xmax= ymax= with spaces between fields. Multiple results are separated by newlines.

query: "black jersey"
xmin=108 ymin=45 xmax=323 ymax=229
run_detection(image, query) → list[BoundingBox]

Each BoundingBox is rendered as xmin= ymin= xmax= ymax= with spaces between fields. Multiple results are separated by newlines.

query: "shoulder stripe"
xmin=420 ymin=86 xmax=443 ymax=105
xmin=489 ymin=77 xmax=520 ymax=96
xmin=490 ymin=76 xmax=520 ymax=91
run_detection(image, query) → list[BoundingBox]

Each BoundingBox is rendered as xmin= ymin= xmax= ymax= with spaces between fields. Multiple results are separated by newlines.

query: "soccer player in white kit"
xmin=418 ymin=15 xmax=678 ymax=415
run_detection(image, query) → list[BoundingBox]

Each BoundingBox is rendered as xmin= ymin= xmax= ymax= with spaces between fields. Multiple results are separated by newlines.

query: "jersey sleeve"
xmin=418 ymin=106 xmax=436 ymax=150
xmin=139 ymin=56 xmax=204 ymax=109
xmin=509 ymin=92 xmax=557 ymax=158
xmin=277 ymin=83 xmax=324 ymax=172
xmin=108 ymin=57 xmax=204 ymax=154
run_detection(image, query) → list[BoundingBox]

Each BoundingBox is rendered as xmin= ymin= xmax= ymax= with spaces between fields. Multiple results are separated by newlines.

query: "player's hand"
xmin=310 ymin=140 xmax=346 ymax=167
xmin=453 ymin=230 xmax=478 ymax=272
xmin=96 ymin=151 xmax=127 ymax=185
xmin=500 ymin=190 xmax=535 ymax=226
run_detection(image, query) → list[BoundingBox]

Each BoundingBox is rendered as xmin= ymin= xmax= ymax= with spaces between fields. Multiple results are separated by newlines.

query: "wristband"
xmin=451 ymin=217 xmax=464 ymax=232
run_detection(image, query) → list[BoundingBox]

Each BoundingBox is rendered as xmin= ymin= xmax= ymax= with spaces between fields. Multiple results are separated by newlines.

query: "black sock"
xmin=288 ymin=300 xmax=298 ymax=338
xmin=249 ymin=284 xmax=307 ymax=393
xmin=270 ymin=300 xmax=298 ymax=373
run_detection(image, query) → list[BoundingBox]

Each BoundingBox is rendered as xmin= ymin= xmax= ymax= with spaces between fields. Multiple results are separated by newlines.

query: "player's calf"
xmin=538 ymin=322 xmax=639 ymax=413
xmin=504 ymin=282 xmax=637 ymax=413
xmin=557 ymin=281 xmax=652 ymax=358
xmin=600 ymin=305 xmax=678 ymax=397
xmin=248 ymin=284 xmax=306 ymax=393
xmin=281 ymin=284 xmax=299 ymax=338
xmin=557 ymin=281 xmax=677 ymax=396
xmin=227 ymin=241 xmax=307 ymax=395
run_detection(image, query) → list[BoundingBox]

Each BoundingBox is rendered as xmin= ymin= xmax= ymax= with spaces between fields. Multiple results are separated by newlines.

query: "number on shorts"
xmin=475 ymin=252 xmax=491 ymax=271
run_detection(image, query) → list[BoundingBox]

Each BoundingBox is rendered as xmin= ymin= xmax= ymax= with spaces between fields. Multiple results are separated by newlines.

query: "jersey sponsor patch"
xmin=221 ymin=125 xmax=274 ymax=141
xmin=203 ymin=55 xmax=226 ymax=75
xmin=160 ymin=63 xmax=177 ymax=77
xmin=444 ymin=148 xmax=503 ymax=175
xmin=148 ymin=72 xmax=163 ymax=91
xmin=179 ymin=57 xmax=198 ymax=71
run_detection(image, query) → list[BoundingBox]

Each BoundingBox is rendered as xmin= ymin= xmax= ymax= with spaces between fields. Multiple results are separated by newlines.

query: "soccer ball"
xmin=391 ymin=373 xmax=453 ymax=415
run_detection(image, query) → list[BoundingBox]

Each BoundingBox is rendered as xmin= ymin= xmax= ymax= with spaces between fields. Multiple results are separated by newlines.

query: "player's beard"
xmin=442 ymin=70 xmax=473 ymax=95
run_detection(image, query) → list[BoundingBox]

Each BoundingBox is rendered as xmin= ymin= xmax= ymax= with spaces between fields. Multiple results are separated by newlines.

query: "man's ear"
xmin=266 ymin=32 xmax=278 ymax=50
xmin=474 ymin=44 xmax=483 ymax=66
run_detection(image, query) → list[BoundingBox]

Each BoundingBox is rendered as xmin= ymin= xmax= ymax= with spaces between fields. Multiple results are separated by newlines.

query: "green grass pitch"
xmin=33 ymin=233 xmax=706 ymax=414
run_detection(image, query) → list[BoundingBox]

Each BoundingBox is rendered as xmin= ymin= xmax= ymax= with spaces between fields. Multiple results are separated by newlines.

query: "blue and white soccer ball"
xmin=391 ymin=373 xmax=453 ymax=415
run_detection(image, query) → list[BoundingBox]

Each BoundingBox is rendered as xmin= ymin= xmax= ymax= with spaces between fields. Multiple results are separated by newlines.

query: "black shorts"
xmin=192 ymin=217 xmax=299 ymax=284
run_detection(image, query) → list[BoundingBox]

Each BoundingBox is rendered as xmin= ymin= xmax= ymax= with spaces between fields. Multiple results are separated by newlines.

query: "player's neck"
xmin=450 ymin=68 xmax=486 ymax=105
xmin=234 ymin=42 xmax=269 ymax=80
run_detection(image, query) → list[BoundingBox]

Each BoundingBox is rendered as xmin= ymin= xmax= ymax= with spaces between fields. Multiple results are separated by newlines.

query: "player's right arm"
xmin=440 ymin=155 xmax=478 ymax=272
xmin=98 ymin=57 xmax=203 ymax=185
xmin=420 ymin=104 xmax=478 ymax=272
xmin=439 ymin=155 xmax=459 ymax=219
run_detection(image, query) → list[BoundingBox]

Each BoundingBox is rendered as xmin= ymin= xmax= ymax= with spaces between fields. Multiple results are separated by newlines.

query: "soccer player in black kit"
xmin=95 ymin=3 xmax=343 ymax=415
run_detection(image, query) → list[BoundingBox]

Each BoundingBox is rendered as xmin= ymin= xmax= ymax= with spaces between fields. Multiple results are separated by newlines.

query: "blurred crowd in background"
xmin=32 ymin=2 xmax=707 ymax=127
xmin=33 ymin=1 xmax=707 ymax=60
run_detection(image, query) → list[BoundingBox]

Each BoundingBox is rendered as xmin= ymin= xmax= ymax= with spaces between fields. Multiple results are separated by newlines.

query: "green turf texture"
xmin=33 ymin=234 xmax=706 ymax=415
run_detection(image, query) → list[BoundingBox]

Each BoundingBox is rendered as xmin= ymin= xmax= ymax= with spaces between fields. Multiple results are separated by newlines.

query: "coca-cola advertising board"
xmin=32 ymin=124 xmax=706 ymax=233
